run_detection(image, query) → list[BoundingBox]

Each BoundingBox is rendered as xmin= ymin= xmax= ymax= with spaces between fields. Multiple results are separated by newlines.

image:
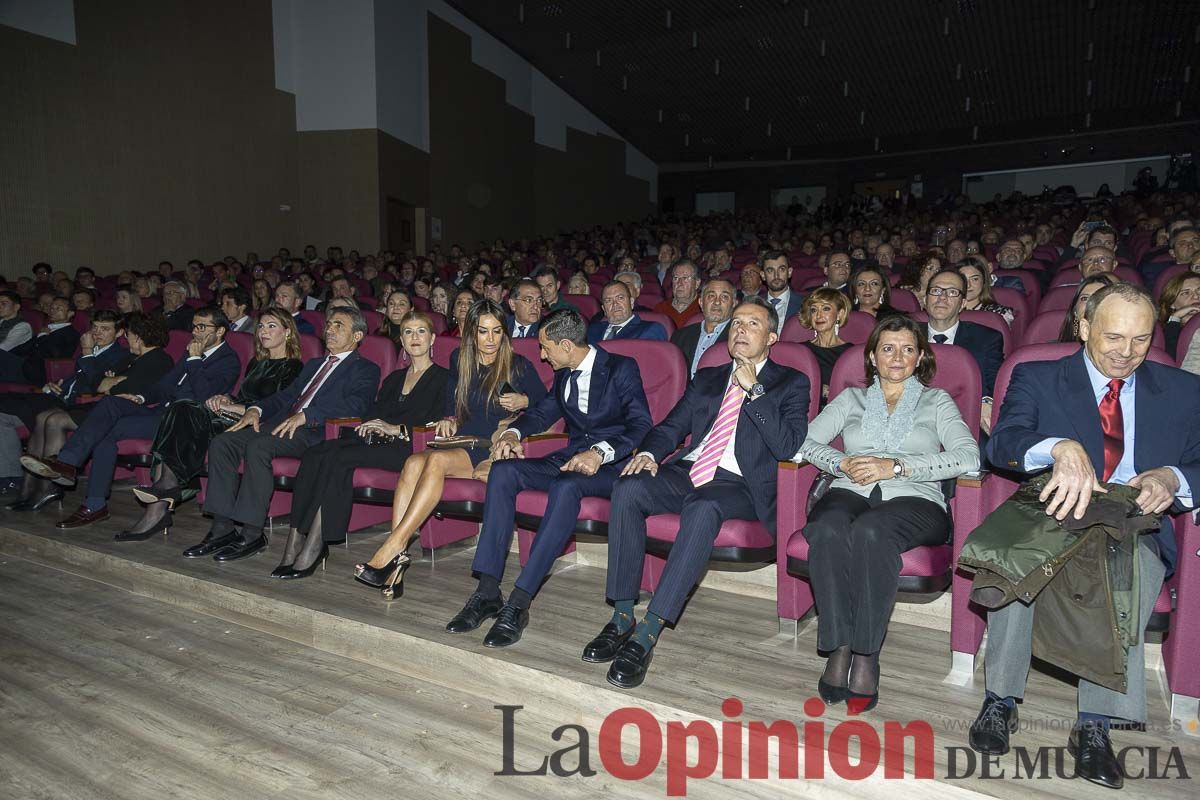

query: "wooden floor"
xmin=0 ymin=489 xmax=1197 ymax=799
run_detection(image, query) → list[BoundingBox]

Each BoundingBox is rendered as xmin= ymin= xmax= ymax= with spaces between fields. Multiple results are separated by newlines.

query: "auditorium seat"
xmin=1175 ymin=314 xmax=1200 ymax=368
xmin=637 ymin=310 xmax=676 ymax=338
xmin=780 ymin=310 xmax=876 ymax=345
xmin=909 ymin=309 xmax=1012 ymax=356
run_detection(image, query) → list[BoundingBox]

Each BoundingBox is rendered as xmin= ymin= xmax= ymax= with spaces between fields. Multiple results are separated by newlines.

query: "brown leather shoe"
xmin=20 ymin=455 xmax=78 ymax=486
xmin=56 ymin=505 xmax=110 ymax=529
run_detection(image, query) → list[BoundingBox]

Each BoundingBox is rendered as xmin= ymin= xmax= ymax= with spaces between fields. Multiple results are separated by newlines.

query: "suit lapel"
xmin=1132 ymin=361 xmax=1161 ymax=473
xmin=1063 ymin=351 xmax=1104 ymax=472
xmin=586 ymin=348 xmax=611 ymax=417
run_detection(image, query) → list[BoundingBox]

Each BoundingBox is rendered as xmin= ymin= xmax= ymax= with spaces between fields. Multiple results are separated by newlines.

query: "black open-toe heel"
xmin=355 ymin=553 xmax=404 ymax=588
xmin=381 ymin=553 xmax=413 ymax=600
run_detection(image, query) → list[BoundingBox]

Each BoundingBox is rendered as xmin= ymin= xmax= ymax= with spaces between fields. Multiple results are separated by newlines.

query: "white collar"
xmin=326 ymin=349 xmax=354 ymax=363
xmin=768 ymin=287 xmax=790 ymax=300
xmin=927 ymin=318 xmax=961 ymax=341
xmin=44 ymin=322 xmax=72 ymax=332
xmin=573 ymin=345 xmax=598 ymax=374
xmin=233 ymin=315 xmax=250 ymax=328
xmin=202 ymin=342 xmax=224 ymax=359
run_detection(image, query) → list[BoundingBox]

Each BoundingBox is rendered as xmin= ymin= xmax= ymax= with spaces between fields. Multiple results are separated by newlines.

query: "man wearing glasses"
xmin=506 ymin=279 xmax=544 ymax=338
xmin=1077 ymin=246 xmax=1119 ymax=281
xmin=924 ymin=269 xmax=1004 ymax=435
xmin=654 ymin=259 xmax=702 ymax=330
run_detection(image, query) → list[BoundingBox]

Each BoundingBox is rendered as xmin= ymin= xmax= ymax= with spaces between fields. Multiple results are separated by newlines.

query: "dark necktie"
xmin=567 ymin=369 xmax=582 ymax=411
xmin=517 ymin=325 xmax=527 ymax=337
xmin=290 ymin=355 xmax=339 ymax=415
xmin=932 ymin=334 xmax=948 ymax=344
xmin=1099 ymin=378 xmax=1124 ymax=481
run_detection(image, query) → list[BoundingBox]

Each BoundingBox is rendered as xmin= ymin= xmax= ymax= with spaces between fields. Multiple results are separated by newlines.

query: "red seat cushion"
xmin=440 ymin=477 xmax=486 ymax=503
xmin=786 ymin=530 xmax=951 ymax=575
xmin=515 ymin=490 xmax=611 ymax=522
xmin=272 ymin=457 xmax=301 ymax=477
xmin=351 ymin=467 xmax=403 ymax=489
xmin=646 ymin=514 xmax=773 ymax=548
xmin=116 ymin=438 xmax=153 ymax=455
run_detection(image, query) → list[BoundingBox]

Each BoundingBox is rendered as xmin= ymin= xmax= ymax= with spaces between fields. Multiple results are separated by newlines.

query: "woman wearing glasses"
xmin=125 ymin=309 xmax=303 ymax=538
xmin=272 ymin=310 xmax=450 ymax=579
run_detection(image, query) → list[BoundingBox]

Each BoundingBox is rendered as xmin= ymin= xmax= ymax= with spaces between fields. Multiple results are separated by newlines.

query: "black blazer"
xmin=161 ymin=304 xmax=196 ymax=332
xmin=506 ymin=316 xmax=541 ymax=338
xmin=370 ymin=364 xmax=449 ymax=427
xmin=62 ymin=343 xmax=129 ymax=401
xmin=109 ymin=349 xmax=176 ymax=398
xmin=640 ymin=359 xmax=810 ymax=533
xmin=17 ymin=325 xmax=82 ymax=385
xmin=948 ymin=320 xmax=1004 ymax=398
xmin=256 ymin=349 xmax=380 ymax=429
xmin=670 ymin=321 xmax=731 ymax=376
xmin=140 ymin=341 xmax=242 ymax=406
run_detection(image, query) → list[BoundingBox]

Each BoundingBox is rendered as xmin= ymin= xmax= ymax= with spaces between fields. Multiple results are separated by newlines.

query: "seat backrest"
xmin=298 ymin=332 xmax=324 ymax=362
xmin=992 ymin=343 xmax=1176 ymax=429
xmin=998 ymin=269 xmax=1042 ymax=309
xmin=908 ymin=310 xmax=1012 ymax=357
xmin=697 ymin=341 xmax=822 ymax=421
xmin=567 ymin=295 xmax=601 ymax=320
xmin=165 ymin=329 xmax=192 ymax=361
xmin=990 ymin=286 xmax=1031 ymax=324
xmin=1038 ymin=285 xmax=1078 ymax=312
xmin=1020 ymin=310 xmax=1069 ymax=346
xmin=411 ymin=296 xmax=430 ymax=311
xmin=829 ymin=343 xmax=983 ymax=437
xmin=71 ymin=309 xmax=90 ymax=333
xmin=1153 ymin=264 xmax=1190 ymax=300
xmin=510 ymin=336 xmax=555 ymax=389
xmin=299 ymin=310 xmax=325 ymax=335
xmin=1176 ymin=313 xmax=1200 ymax=368
xmin=431 ymin=336 xmax=461 ymax=369
xmin=599 ymin=340 xmax=686 ymax=424
xmin=426 ymin=310 xmax=448 ymax=334
xmin=361 ymin=309 xmax=383 ymax=334
xmin=223 ymin=331 xmax=256 ymax=393
xmin=888 ymin=287 xmax=921 ymax=313
xmin=358 ymin=335 xmax=397 ymax=383
xmin=637 ymin=310 xmax=676 ymax=338
xmin=780 ymin=309 xmax=875 ymax=345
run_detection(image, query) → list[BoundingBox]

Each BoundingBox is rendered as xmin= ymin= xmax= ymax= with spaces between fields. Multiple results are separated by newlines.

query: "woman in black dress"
xmin=799 ymin=288 xmax=853 ymax=406
xmin=272 ymin=309 xmax=449 ymax=578
xmin=352 ymin=299 xmax=546 ymax=598
xmin=124 ymin=308 xmax=303 ymax=537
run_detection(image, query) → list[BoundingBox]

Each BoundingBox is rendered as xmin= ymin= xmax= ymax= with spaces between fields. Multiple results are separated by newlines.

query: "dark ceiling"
xmin=444 ymin=0 xmax=1200 ymax=165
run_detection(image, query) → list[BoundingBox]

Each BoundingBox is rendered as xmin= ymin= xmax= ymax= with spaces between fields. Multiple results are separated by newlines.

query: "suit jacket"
xmin=943 ymin=320 xmax=1004 ymax=397
xmin=161 ymin=304 xmax=195 ymax=332
xmin=16 ymin=325 xmax=81 ymax=385
xmin=140 ymin=341 xmax=242 ymax=406
xmin=62 ymin=343 xmax=129 ymax=401
xmin=507 ymin=316 xmax=541 ymax=338
xmin=671 ymin=321 xmax=731 ymax=375
xmin=586 ymin=314 xmax=668 ymax=344
xmin=986 ymin=350 xmax=1200 ymax=571
xmin=512 ymin=346 xmax=652 ymax=463
xmin=255 ymin=349 xmax=380 ymax=430
xmin=640 ymin=360 xmax=811 ymax=533
xmin=765 ymin=291 xmax=804 ymax=333
xmin=292 ymin=313 xmax=315 ymax=335
xmin=228 ymin=316 xmax=256 ymax=333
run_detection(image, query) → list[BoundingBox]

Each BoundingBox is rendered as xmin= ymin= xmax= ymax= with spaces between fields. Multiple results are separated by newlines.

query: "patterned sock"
xmin=610 ymin=599 xmax=636 ymax=634
xmin=629 ymin=612 xmax=666 ymax=651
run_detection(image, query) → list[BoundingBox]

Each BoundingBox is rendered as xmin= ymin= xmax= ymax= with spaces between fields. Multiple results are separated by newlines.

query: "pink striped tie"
xmin=689 ymin=379 xmax=745 ymax=486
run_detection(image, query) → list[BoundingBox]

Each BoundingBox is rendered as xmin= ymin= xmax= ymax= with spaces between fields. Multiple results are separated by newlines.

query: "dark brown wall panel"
xmin=0 ymin=0 xmax=299 ymax=271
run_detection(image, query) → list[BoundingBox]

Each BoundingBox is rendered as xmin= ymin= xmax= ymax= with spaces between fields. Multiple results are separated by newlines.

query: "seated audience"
xmin=377 ymin=289 xmax=413 ymax=350
xmin=1058 ymin=274 xmax=1120 ymax=343
xmin=739 ymin=263 xmax=764 ymax=300
xmin=183 ymin=308 xmax=379 ymax=563
xmin=798 ymin=315 xmax=978 ymax=711
xmin=430 ymin=283 xmax=453 ymax=317
xmin=506 ymin=278 xmax=543 ymax=338
xmin=0 ymin=295 xmax=79 ymax=385
xmin=448 ymin=288 xmax=478 ymax=335
xmin=273 ymin=280 xmax=314 ymax=334
xmin=221 ymin=287 xmax=254 ymax=333
xmin=533 ymin=265 xmax=576 ymax=314
xmin=852 ymin=265 xmax=902 ymax=320
xmin=590 ymin=298 xmax=809 ymax=688
xmin=125 ymin=309 xmax=304 ymax=539
xmin=587 ymin=281 xmax=667 ymax=343
xmin=822 ymin=251 xmax=853 ymax=295
xmin=896 ymin=252 xmax=940 ymax=297
xmin=565 ymin=272 xmax=590 ymax=296
xmin=160 ymin=280 xmax=195 ymax=331
xmin=1157 ymin=272 xmax=1200 ymax=359
xmin=923 ymin=268 xmax=1003 ymax=432
xmin=0 ymin=291 xmax=33 ymax=353
xmin=654 ymin=260 xmax=702 ymax=329
xmin=762 ymin=250 xmax=803 ymax=335
xmin=799 ymin=288 xmax=852 ymax=405
xmin=115 ymin=284 xmax=143 ymax=315
xmin=353 ymin=300 xmax=546 ymax=595
xmin=670 ymin=278 xmax=736 ymax=378
xmin=958 ymin=256 xmax=1014 ymax=325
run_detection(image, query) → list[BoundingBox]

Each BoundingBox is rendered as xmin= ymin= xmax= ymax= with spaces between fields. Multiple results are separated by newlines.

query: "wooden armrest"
xmin=325 ymin=417 xmax=361 ymax=426
xmin=526 ymin=432 xmax=568 ymax=442
xmin=956 ymin=471 xmax=990 ymax=489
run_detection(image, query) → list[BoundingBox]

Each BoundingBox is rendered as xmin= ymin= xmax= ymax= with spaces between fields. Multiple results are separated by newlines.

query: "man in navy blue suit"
xmin=185 ymin=308 xmax=379 ymax=562
xmin=446 ymin=307 xmax=652 ymax=647
xmin=274 ymin=281 xmax=315 ymax=335
xmin=586 ymin=281 xmax=667 ymax=344
xmin=506 ymin=278 xmax=543 ymax=338
xmin=969 ymin=283 xmax=1200 ymax=789
xmin=587 ymin=297 xmax=811 ymax=688
xmin=923 ymin=269 xmax=1004 ymax=434
xmin=22 ymin=307 xmax=241 ymax=530
xmin=762 ymin=250 xmax=804 ymax=335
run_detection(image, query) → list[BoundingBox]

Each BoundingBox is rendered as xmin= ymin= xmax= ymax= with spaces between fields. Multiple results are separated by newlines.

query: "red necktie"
xmin=290 ymin=355 xmax=339 ymax=416
xmin=1099 ymin=378 xmax=1124 ymax=481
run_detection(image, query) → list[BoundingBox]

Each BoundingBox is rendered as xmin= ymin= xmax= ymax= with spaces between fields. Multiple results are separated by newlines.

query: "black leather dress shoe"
xmin=182 ymin=531 xmax=240 ymax=559
xmin=482 ymin=602 xmax=529 ymax=648
xmin=582 ymin=623 xmax=634 ymax=663
xmin=968 ymin=696 xmax=1019 ymax=756
xmin=213 ymin=534 xmax=268 ymax=562
xmin=446 ymin=592 xmax=504 ymax=633
xmin=606 ymin=640 xmax=654 ymax=689
xmin=1069 ymin=724 xmax=1124 ymax=790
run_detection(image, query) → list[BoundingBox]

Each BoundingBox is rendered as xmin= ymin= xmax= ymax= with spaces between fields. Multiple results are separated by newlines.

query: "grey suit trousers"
xmin=983 ymin=538 xmax=1166 ymax=723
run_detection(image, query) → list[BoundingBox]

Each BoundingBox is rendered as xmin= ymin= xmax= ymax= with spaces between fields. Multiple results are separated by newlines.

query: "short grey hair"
xmin=540 ymin=307 xmax=587 ymax=346
xmin=328 ymin=306 xmax=368 ymax=335
xmin=614 ymin=269 xmax=643 ymax=289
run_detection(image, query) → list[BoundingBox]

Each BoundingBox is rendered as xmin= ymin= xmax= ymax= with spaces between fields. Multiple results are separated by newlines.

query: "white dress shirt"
xmin=926 ymin=319 xmax=961 ymax=344
xmin=767 ymin=289 xmax=793 ymax=334
xmin=677 ymin=359 xmax=766 ymax=477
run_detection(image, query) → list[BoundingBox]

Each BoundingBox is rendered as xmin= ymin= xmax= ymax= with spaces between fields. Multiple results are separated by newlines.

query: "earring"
xmin=833 ymin=321 xmax=841 ymax=337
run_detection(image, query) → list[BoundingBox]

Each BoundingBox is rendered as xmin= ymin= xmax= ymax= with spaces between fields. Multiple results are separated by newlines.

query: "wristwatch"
xmin=589 ymin=444 xmax=606 ymax=458
xmin=892 ymin=458 xmax=905 ymax=477
xmin=749 ymin=382 xmax=766 ymax=400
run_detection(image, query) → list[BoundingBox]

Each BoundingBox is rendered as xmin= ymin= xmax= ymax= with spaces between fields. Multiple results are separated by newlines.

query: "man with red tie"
xmin=970 ymin=282 xmax=1200 ymax=790
xmin=585 ymin=296 xmax=810 ymax=688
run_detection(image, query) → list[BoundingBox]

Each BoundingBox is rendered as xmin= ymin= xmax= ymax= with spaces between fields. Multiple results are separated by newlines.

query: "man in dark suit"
xmin=273 ymin=281 xmax=315 ymax=335
xmin=923 ymin=269 xmax=1004 ymax=434
xmin=506 ymin=278 xmax=543 ymax=338
xmin=184 ymin=308 xmax=379 ymax=562
xmin=762 ymin=250 xmax=804 ymax=336
xmin=587 ymin=281 xmax=668 ymax=344
xmin=0 ymin=296 xmax=81 ymax=385
xmin=587 ymin=297 xmax=810 ymax=688
xmin=670 ymin=279 xmax=736 ymax=378
xmin=160 ymin=281 xmax=196 ymax=332
xmin=446 ymin=308 xmax=652 ymax=647
xmin=220 ymin=287 xmax=255 ymax=333
xmin=21 ymin=307 xmax=241 ymax=530
xmin=969 ymin=283 xmax=1200 ymax=789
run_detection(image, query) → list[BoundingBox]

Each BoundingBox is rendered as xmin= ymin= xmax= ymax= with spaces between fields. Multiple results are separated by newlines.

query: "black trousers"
xmin=203 ymin=426 xmax=320 ymax=529
xmin=289 ymin=437 xmax=413 ymax=542
xmin=802 ymin=487 xmax=950 ymax=653
xmin=606 ymin=463 xmax=759 ymax=624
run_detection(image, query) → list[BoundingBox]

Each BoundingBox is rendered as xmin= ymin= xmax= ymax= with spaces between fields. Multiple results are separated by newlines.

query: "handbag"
xmin=426 ymin=435 xmax=491 ymax=450
xmin=338 ymin=424 xmax=410 ymax=445
xmin=806 ymin=471 xmax=838 ymax=517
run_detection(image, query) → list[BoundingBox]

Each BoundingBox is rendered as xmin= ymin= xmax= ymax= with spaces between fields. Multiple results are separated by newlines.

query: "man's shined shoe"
xmin=1069 ymin=724 xmax=1124 ymax=790
xmin=182 ymin=531 xmax=240 ymax=559
xmin=482 ymin=602 xmax=529 ymax=648
xmin=446 ymin=592 xmax=504 ymax=633
xmin=55 ymin=505 xmax=109 ymax=529
xmin=20 ymin=455 xmax=77 ymax=486
xmin=213 ymin=534 xmax=268 ymax=562
xmin=582 ymin=623 xmax=634 ymax=663
xmin=606 ymin=640 xmax=654 ymax=689
xmin=968 ymin=696 xmax=1019 ymax=756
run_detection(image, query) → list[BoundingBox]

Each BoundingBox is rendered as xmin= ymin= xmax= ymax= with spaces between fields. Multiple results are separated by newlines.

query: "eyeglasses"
xmin=514 ymin=296 xmax=542 ymax=305
xmin=191 ymin=323 xmax=217 ymax=330
xmin=1081 ymin=256 xmax=1114 ymax=266
xmin=927 ymin=287 xmax=964 ymax=298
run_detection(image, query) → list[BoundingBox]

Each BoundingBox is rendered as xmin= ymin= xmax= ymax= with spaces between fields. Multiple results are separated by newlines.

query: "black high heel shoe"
xmin=9 ymin=490 xmax=64 ymax=512
xmin=132 ymin=485 xmax=186 ymax=510
xmin=114 ymin=512 xmax=174 ymax=542
xmin=817 ymin=678 xmax=849 ymax=705
xmin=381 ymin=553 xmax=413 ymax=600
xmin=278 ymin=544 xmax=328 ymax=580
xmin=354 ymin=553 xmax=405 ymax=588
